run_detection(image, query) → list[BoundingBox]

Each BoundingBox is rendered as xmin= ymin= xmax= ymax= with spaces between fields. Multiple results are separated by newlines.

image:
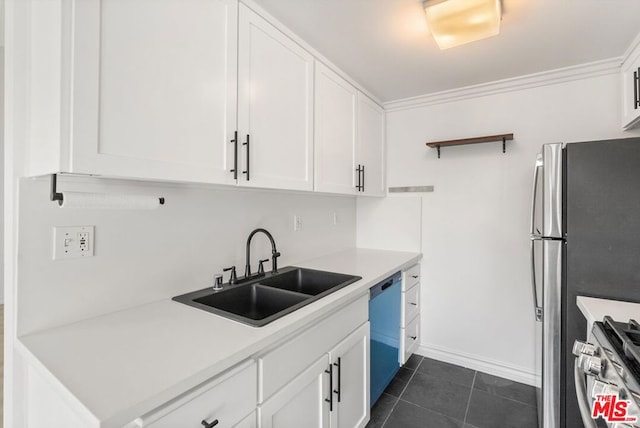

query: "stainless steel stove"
xmin=574 ymin=317 xmax=640 ymax=428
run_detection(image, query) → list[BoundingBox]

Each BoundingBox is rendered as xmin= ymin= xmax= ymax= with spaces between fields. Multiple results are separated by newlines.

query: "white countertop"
xmin=577 ymin=296 xmax=640 ymax=328
xmin=18 ymin=248 xmax=421 ymax=428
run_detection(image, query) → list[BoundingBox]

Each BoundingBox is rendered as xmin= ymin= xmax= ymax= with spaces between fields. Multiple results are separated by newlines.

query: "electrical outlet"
xmin=53 ymin=226 xmax=95 ymax=260
xmin=294 ymin=215 xmax=302 ymax=231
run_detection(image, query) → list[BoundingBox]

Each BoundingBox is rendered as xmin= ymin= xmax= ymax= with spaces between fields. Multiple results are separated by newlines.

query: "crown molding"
xmin=622 ymin=31 xmax=640 ymax=64
xmin=384 ymin=57 xmax=623 ymax=112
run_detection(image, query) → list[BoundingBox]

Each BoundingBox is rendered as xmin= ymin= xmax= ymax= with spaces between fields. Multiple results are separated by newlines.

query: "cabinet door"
xmin=329 ymin=323 xmax=370 ymax=428
xmin=356 ymin=94 xmax=385 ymax=196
xmin=71 ymin=0 xmax=238 ymax=184
xmin=259 ymin=356 xmax=331 ymax=428
xmin=237 ymin=4 xmax=314 ymax=191
xmin=314 ymin=62 xmax=357 ymax=195
xmin=621 ymin=54 xmax=640 ymax=129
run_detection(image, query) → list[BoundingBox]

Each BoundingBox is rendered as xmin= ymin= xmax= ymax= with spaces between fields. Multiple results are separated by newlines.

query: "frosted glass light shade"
xmin=424 ymin=0 xmax=502 ymax=49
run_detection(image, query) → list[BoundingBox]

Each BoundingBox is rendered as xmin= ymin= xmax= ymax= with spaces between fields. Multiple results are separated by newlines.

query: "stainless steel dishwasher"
xmin=369 ymin=271 xmax=402 ymax=407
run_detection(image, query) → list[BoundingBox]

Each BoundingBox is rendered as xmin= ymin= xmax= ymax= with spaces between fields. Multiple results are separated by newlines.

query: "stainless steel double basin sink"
xmin=173 ymin=267 xmax=361 ymax=327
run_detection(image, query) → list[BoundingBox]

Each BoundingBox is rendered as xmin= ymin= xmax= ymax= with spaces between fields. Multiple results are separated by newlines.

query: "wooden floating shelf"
xmin=426 ymin=133 xmax=514 ymax=158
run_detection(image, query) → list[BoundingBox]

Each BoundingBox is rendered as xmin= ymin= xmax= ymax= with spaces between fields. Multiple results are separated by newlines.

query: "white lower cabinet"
xmin=400 ymin=264 xmax=421 ymax=365
xmin=132 ymin=360 xmax=257 ymax=428
xmin=328 ymin=323 xmax=370 ymax=428
xmin=258 ymin=294 xmax=370 ymax=428
xmin=259 ymin=324 xmax=369 ymax=428
xmin=23 ymin=295 xmax=372 ymax=428
xmin=259 ymin=356 xmax=331 ymax=428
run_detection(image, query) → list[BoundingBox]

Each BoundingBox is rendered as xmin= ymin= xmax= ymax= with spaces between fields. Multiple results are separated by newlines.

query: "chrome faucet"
xmin=244 ymin=228 xmax=280 ymax=279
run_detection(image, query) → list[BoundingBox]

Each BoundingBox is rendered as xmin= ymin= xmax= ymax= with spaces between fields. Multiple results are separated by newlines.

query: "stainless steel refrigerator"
xmin=530 ymin=137 xmax=640 ymax=428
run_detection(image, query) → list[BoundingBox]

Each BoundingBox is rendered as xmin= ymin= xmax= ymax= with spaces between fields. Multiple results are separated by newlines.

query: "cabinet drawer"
xmin=133 ymin=360 xmax=256 ymax=428
xmin=401 ymin=316 xmax=420 ymax=365
xmin=258 ymin=294 xmax=368 ymax=403
xmin=402 ymin=264 xmax=420 ymax=291
xmin=402 ymin=284 xmax=419 ymax=327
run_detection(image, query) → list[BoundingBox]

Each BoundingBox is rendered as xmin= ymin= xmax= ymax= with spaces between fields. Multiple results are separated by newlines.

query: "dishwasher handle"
xmin=369 ymin=272 xmax=401 ymax=300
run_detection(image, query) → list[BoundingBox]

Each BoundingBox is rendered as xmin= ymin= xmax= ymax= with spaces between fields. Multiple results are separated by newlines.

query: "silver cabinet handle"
xmin=574 ymin=357 xmax=598 ymax=428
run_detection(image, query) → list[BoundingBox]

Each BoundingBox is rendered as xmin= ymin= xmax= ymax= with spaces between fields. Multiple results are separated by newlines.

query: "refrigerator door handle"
xmin=530 ymin=237 xmax=543 ymax=321
xmin=530 ymin=155 xmax=543 ymax=237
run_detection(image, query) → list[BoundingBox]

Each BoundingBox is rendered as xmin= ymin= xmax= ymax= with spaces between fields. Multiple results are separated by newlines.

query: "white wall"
xmin=1 ymin=47 xmax=4 ymax=304
xmin=385 ymin=72 xmax=640 ymax=384
xmin=356 ymin=195 xmax=422 ymax=252
xmin=17 ymin=176 xmax=356 ymax=335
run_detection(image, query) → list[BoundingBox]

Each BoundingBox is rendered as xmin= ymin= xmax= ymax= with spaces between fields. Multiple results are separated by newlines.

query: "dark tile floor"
xmin=367 ymin=355 xmax=538 ymax=428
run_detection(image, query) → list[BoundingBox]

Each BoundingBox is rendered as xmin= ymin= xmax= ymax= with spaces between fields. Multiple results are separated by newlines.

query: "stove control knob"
xmin=592 ymin=380 xmax=619 ymax=398
xmin=579 ymin=354 xmax=604 ymax=376
xmin=573 ymin=340 xmax=597 ymax=357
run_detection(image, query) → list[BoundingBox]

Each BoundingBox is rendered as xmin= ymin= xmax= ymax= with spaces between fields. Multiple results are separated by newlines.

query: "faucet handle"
xmin=258 ymin=259 xmax=269 ymax=275
xmin=223 ymin=266 xmax=237 ymax=284
xmin=213 ymin=274 xmax=223 ymax=291
xmin=271 ymin=252 xmax=280 ymax=273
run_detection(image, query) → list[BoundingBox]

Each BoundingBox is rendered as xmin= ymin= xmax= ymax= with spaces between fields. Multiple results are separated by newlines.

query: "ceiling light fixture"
xmin=423 ymin=0 xmax=502 ymax=50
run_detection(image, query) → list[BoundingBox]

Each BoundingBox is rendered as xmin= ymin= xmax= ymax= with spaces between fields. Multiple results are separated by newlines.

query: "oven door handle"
xmin=574 ymin=357 xmax=598 ymax=428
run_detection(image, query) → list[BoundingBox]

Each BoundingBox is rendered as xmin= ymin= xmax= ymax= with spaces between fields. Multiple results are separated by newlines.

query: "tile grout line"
xmin=381 ymin=356 xmax=423 ymax=428
xmin=463 ymin=371 xmax=477 ymax=424
xmin=379 ymin=396 xmax=400 ymax=428
xmin=476 ymin=388 xmax=539 ymax=408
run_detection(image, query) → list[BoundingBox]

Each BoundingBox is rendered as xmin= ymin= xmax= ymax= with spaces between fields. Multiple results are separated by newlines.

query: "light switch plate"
xmin=53 ymin=226 xmax=95 ymax=260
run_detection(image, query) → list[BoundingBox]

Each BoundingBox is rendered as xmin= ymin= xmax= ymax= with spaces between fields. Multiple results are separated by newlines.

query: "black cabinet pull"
xmin=230 ymin=131 xmax=238 ymax=180
xmin=201 ymin=419 xmax=219 ymax=428
xmin=410 ymin=302 xmax=418 ymax=306
xmin=333 ymin=357 xmax=341 ymax=403
xmin=242 ymin=134 xmax=250 ymax=181
xmin=410 ymin=336 xmax=417 ymax=340
xmin=324 ymin=364 xmax=334 ymax=411
xmin=355 ymin=165 xmax=362 ymax=191
xmin=361 ymin=165 xmax=365 ymax=192
xmin=635 ymin=68 xmax=640 ymax=110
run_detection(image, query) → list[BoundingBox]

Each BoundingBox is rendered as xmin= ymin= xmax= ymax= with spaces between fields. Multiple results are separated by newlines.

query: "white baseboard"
xmin=416 ymin=343 xmax=541 ymax=388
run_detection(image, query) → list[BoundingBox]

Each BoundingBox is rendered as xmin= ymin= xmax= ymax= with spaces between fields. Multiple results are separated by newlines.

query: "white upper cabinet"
xmin=237 ymin=4 xmax=314 ymax=191
xmin=36 ymin=0 xmax=239 ymax=184
xmin=26 ymin=0 xmax=382 ymax=195
xmin=621 ymin=42 xmax=640 ymax=130
xmin=314 ymin=62 xmax=357 ymax=195
xmin=356 ymin=94 xmax=386 ymax=197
